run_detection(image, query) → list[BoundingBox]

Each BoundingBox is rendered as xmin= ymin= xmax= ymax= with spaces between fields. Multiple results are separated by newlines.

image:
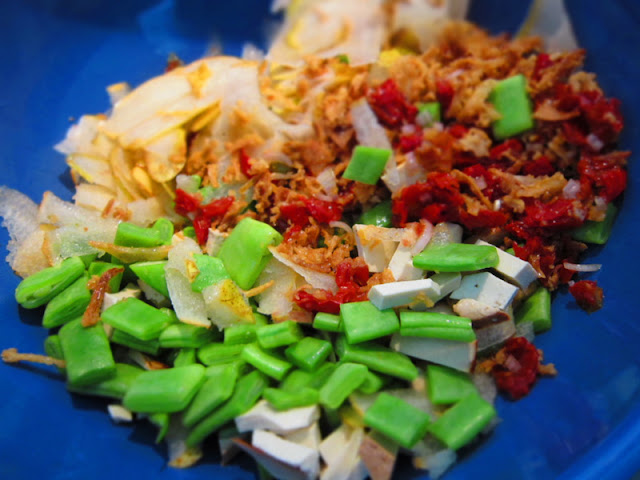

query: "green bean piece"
xmin=263 ymin=387 xmax=319 ymax=411
xmin=358 ymin=200 xmax=393 ymax=228
xmin=59 ymin=318 xmax=116 ymax=387
xmin=515 ymin=287 xmax=552 ymax=333
xmin=224 ymin=324 xmax=257 ymax=345
xmin=111 ymin=329 xmax=161 ymax=355
xmin=182 ymin=226 xmax=197 ymax=240
xmin=253 ymin=312 xmax=269 ymax=327
xmin=319 ymin=362 xmax=368 ymax=410
xmin=205 ymin=360 xmax=248 ymax=378
xmin=364 ymin=392 xmax=431 ymax=449
xmin=179 ymin=174 xmax=202 ymax=193
xmin=256 ymin=320 xmax=304 ymax=349
xmin=399 ymin=311 xmax=476 ymax=342
xmin=343 ymin=146 xmax=391 ymax=185
xmin=218 ymin=218 xmax=283 ymax=290
xmin=123 ymin=364 xmax=206 ymax=413
xmin=129 ymin=261 xmax=169 ymax=297
xmin=15 ymin=256 xmax=85 ymax=309
xmin=427 ymin=393 xmax=496 ymax=450
xmin=427 ymin=364 xmax=477 ymax=405
xmin=42 ymin=273 xmax=91 ymax=328
xmin=79 ymin=253 xmax=98 ymax=268
xmin=174 ymin=348 xmax=197 ymax=367
xmin=183 ymin=363 xmax=239 ymax=427
xmin=284 ymin=337 xmax=332 ymax=372
xmin=190 ymin=254 xmax=230 ymax=293
xmin=67 ymin=363 xmax=144 ymax=399
xmin=313 ymin=312 xmax=342 ymax=332
xmin=417 ymin=101 xmax=441 ymax=125
xmin=489 ymin=74 xmax=534 ymax=139
xmin=198 ymin=185 xmax=218 ymax=204
xmin=101 ymin=297 xmax=173 ymax=341
xmin=572 ymin=203 xmax=617 ymax=244
xmin=148 ymin=412 xmax=170 ymax=443
xmin=186 ymin=370 xmax=268 ymax=447
xmin=88 ymin=261 xmax=123 ymax=293
xmin=44 ymin=335 xmax=65 ymax=373
xmin=357 ymin=370 xmax=389 ymax=394
xmin=413 ymin=243 xmax=499 ymax=272
xmin=280 ymin=369 xmax=314 ymax=392
xmin=241 ymin=343 xmax=292 ymax=381
xmin=158 ymin=323 xmax=217 ymax=349
xmin=115 ymin=221 xmax=166 ymax=248
xmin=198 ymin=343 xmax=245 ymax=366
xmin=150 ymin=218 xmax=174 ymax=246
xmin=335 ymin=336 xmax=418 ymax=381
xmin=340 ymin=301 xmax=399 ymax=344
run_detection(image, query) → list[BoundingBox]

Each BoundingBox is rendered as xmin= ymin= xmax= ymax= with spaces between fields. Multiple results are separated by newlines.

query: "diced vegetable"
xmin=358 ymin=200 xmax=393 ymax=228
xmin=319 ymin=362 xmax=368 ymax=409
xmin=15 ymin=256 xmax=85 ymax=308
xmin=123 ymin=364 xmax=206 ymax=413
xmin=489 ymin=74 xmax=534 ymax=139
xmin=257 ymin=320 xmax=304 ymax=349
xmin=241 ymin=343 xmax=293 ymax=381
xmin=343 ymin=146 xmax=391 ymax=185
xmin=218 ymin=218 xmax=283 ymax=290
xmin=111 ymin=329 xmax=161 ymax=355
xmin=158 ymin=323 xmax=218 ymax=348
xmin=413 ymin=243 xmax=499 ymax=272
xmin=572 ymin=203 xmax=617 ymax=244
xmin=400 ymin=311 xmax=475 ymax=342
xmin=190 ymin=254 xmax=230 ymax=292
xmin=42 ymin=274 xmax=91 ymax=328
xmin=59 ymin=318 xmax=116 ymax=387
xmin=336 ymin=336 xmax=418 ymax=381
xmin=67 ymin=363 xmax=143 ymax=399
xmin=285 ymin=337 xmax=332 ymax=372
xmin=263 ymin=387 xmax=319 ymax=411
xmin=129 ymin=261 xmax=169 ymax=297
xmin=197 ymin=343 xmax=245 ymax=366
xmin=427 ymin=393 xmax=496 ymax=450
xmin=449 ymin=272 xmax=519 ymax=311
xmin=417 ymin=101 xmax=441 ymax=126
xmin=224 ymin=324 xmax=258 ymax=345
xmin=182 ymin=363 xmax=239 ymax=427
xmin=515 ymin=287 xmax=552 ymax=333
xmin=88 ymin=260 xmax=124 ymax=292
xmin=427 ymin=364 xmax=477 ymax=405
xmin=364 ymin=392 xmax=431 ymax=449
xmin=313 ymin=312 xmax=342 ymax=332
xmin=340 ymin=301 xmax=399 ymax=344
xmin=102 ymin=297 xmax=174 ymax=341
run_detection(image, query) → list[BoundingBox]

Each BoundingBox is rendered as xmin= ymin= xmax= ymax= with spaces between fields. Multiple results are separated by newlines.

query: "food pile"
xmin=0 ymin=1 xmax=628 ymax=479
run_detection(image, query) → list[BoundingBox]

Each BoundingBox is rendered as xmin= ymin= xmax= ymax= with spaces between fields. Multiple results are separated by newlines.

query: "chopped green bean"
xmin=183 ymin=363 xmax=239 ymax=427
xmin=399 ymin=311 xmax=475 ymax=342
xmin=359 ymin=200 xmax=393 ymax=228
xmin=67 ymin=363 xmax=143 ymax=399
xmin=241 ymin=343 xmax=292 ymax=381
xmin=489 ymin=74 xmax=534 ymax=139
xmin=224 ymin=324 xmax=258 ymax=345
xmin=148 ymin=412 xmax=170 ymax=443
xmin=336 ymin=336 xmax=418 ymax=381
xmin=174 ymin=348 xmax=197 ymax=367
xmin=340 ymin=301 xmax=399 ymax=344
xmin=313 ymin=312 xmax=342 ymax=332
xmin=319 ymin=362 xmax=368 ymax=409
xmin=343 ymin=146 xmax=391 ymax=185
xmin=59 ymin=318 xmax=116 ymax=387
xmin=198 ymin=343 xmax=245 ymax=366
xmin=111 ymin=329 xmax=161 ymax=355
xmin=42 ymin=273 xmax=91 ymax=328
xmin=413 ymin=243 xmax=499 ymax=272
xmin=284 ymin=336 xmax=332 ymax=372
xmin=357 ymin=370 xmax=389 ymax=394
xmin=263 ymin=387 xmax=319 ymax=411
xmin=256 ymin=320 xmax=303 ymax=349
xmin=364 ymin=392 xmax=431 ymax=449
xmin=101 ymin=297 xmax=173 ymax=341
xmin=427 ymin=364 xmax=477 ymax=405
xmin=44 ymin=334 xmax=65 ymax=373
xmin=123 ymin=364 xmax=206 ymax=413
xmin=158 ymin=323 xmax=218 ymax=349
xmin=186 ymin=370 xmax=268 ymax=447
xmin=129 ymin=261 xmax=169 ymax=297
xmin=15 ymin=257 xmax=85 ymax=309
xmin=515 ymin=287 xmax=552 ymax=333
xmin=191 ymin=254 xmax=230 ymax=293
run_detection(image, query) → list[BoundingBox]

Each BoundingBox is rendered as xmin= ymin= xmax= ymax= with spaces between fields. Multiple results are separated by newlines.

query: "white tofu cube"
xmin=430 ymin=272 xmax=462 ymax=300
xmin=449 ymin=272 xmax=519 ymax=311
xmin=353 ymin=225 xmax=402 ymax=273
xmin=235 ymin=400 xmax=320 ymax=434
xmin=475 ymin=240 xmax=538 ymax=289
xmin=252 ymin=429 xmax=320 ymax=480
xmin=283 ymin=422 xmax=322 ymax=451
xmin=368 ymin=279 xmax=441 ymax=310
xmin=390 ymin=333 xmax=476 ymax=373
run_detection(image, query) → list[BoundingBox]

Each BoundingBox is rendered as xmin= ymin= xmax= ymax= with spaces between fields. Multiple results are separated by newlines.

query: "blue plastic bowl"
xmin=1 ymin=1 xmax=639 ymax=479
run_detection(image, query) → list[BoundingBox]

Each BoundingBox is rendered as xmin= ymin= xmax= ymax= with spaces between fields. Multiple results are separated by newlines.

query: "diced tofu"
xmin=449 ymin=272 xmax=519 ymax=311
xmin=101 ymin=286 xmax=141 ymax=312
xmin=388 ymin=243 xmax=423 ymax=281
xmin=235 ymin=400 xmax=320 ymax=434
xmin=475 ymin=240 xmax=538 ymax=289
xmin=283 ymin=422 xmax=322 ymax=451
xmin=319 ymin=425 xmax=367 ymax=480
xmin=390 ymin=333 xmax=476 ymax=373
xmin=430 ymin=272 xmax=462 ymax=299
xmin=368 ymin=279 xmax=441 ymax=310
xmin=252 ymin=429 xmax=320 ymax=480
xmin=353 ymin=225 xmax=402 ymax=273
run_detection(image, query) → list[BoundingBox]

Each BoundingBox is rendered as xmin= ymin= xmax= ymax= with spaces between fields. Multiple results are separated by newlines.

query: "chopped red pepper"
xmin=448 ymin=124 xmax=468 ymax=139
xmin=280 ymin=203 xmax=310 ymax=227
xmin=303 ymin=197 xmax=343 ymax=224
xmin=533 ymin=53 xmax=554 ymax=79
xmin=436 ymin=79 xmax=455 ymax=112
xmin=398 ymin=131 xmax=423 ymax=153
xmin=175 ymin=188 xmax=201 ymax=216
xmin=569 ymin=280 xmax=604 ymax=313
xmin=523 ymin=155 xmax=555 ymax=177
xmin=578 ymin=152 xmax=629 ymax=202
xmin=523 ymin=198 xmax=586 ymax=230
xmin=239 ymin=149 xmax=254 ymax=178
xmin=200 ymin=196 xmax=234 ymax=218
xmin=368 ymin=79 xmax=418 ymax=128
xmin=489 ymin=138 xmax=524 ymax=161
xmin=492 ymin=337 xmax=540 ymax=400
xmin=193 ymin=215 xmax=212 ymax=246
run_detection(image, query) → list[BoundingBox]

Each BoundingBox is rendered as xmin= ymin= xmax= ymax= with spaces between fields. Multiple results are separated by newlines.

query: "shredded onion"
xmin=411 ymin=221 xmax=434 ymax=255
xmin=329 ymin=221 xmax=353 ymax=235
xmin=562 ymin=179 xmax=581 ymax=199
xmin=563 ymin=262 xmax=602 ymax=272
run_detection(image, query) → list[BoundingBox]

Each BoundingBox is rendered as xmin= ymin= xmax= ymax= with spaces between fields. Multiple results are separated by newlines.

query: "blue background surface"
xmin=1 ymin=1 xmax=639 ymax=479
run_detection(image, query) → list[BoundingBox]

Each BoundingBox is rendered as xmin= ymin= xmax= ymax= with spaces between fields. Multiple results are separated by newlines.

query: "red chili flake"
xmin=420 ymin=203 xmax=449 ymax=225
xmin=398 ymin=131 xmax=423 ymax=153
xmin=175 ymin=188 xmax=201 ymax=216
xmin=335 ymin=260 xmax=369 ymax=288
xmin=280 ymin=203 xmax=310 ymax=227
xmin=554 ymin=83 xmax=580 ymax=111
xmin=533 ymin=52 xmax=554 ymax=79
xmin=462 ymin=164 xmax=504 ymax=200
xmin=193 ymin=214 xmax=212 ymax=246
xmin=562 ymin=121 xmax=588 ymax=147
xmin=436 ymin=79 xmax=455 ymax=112
xmin=522 ymin=155 xmax=555 ymax=177
xmin=368 ymin=79 xmax=418 ymax=128
xmin=200 ymin=196 xmax=234 ymax=218
xmin=579 ymin=92 xmax=624 ymax=144
xmin=492 ymin=337 xmax=540 ymax=400
xmin=578 ymin=153 xmax=628 ymax=202
xmin=293 ymin=289 xmax=341 ymax=315
xmin=569 ymin=280 xmax=604 ymax=313
xmin=459 ymin=209 xmax=509 ymax=230
xmin=239 ymin=149 xmax=254 ymax=178
xmin=303 ymin=197 xmax=343 ymax=224
xmin=489 ymin=139 xmax=524 ymax=161
xmin=523 ymin=198 xmax=586 ymax=230
xmin=448 ymin=124 xmax=468 ymax=139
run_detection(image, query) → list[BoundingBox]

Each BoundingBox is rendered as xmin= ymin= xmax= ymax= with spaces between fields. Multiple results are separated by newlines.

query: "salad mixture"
xmin=0 ymin=1 xmax=629 ymax=479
